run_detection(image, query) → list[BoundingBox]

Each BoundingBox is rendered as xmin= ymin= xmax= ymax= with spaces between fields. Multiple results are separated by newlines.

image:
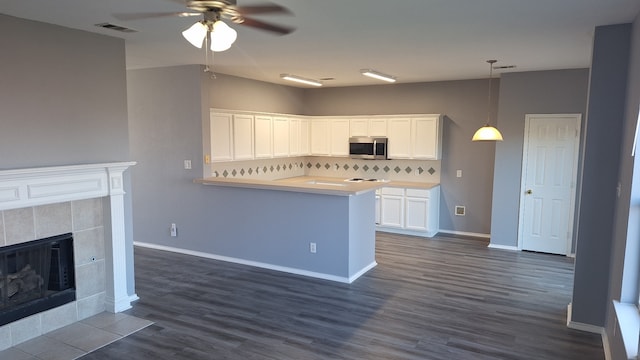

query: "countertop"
xmin=195 ymin=176 xmax=439 ymax=196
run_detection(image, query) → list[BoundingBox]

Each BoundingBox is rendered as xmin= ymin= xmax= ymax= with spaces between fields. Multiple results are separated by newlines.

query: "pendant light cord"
xmin=486 ymin=60 xmax=496 ymax=126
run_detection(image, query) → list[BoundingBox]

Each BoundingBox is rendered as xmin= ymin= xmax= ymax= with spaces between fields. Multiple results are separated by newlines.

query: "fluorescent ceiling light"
xmin=280 ymin=74 xmax=323 ymax=87
xmin=361 ymin=69 xmax=396 ymax=83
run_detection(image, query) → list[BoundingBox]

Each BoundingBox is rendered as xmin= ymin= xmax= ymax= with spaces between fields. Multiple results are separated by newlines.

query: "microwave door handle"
xmin=373 ymin=139 xmax=377 ymax=156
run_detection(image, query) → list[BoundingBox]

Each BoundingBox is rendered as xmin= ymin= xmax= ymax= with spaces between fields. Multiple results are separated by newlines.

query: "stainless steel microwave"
xmin=349 ymin=137 xmax=388 ymax=159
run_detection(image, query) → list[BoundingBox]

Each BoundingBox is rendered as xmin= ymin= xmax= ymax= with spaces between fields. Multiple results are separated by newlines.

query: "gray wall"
xmin=0 ymin=15 xmax=136 ymax=296
xmin=572 ymin=24 xmax=631 ymax=328
xmin=489 ymin=69 xmax=590 ymax=247
xmin=302 ymin=80 xmax=502 ymax=234
xmin=606 ymin=16 xmax=640 ymax=359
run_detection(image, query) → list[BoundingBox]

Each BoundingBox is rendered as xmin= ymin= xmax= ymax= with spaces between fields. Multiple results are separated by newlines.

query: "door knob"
xmin=526 ymin=189 xmax=532 ymax=195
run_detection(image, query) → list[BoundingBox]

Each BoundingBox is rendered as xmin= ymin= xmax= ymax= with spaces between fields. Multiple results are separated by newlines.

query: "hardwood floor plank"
xmin=80 ymin=233 xmax=603 ymax=359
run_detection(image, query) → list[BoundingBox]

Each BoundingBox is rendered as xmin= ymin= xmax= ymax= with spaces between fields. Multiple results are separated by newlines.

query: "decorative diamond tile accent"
xmin=307 ymin=162 xmax=313 ymax=168
xmin=263 ymin=166 xmax=268 ymax=173
xmin=270 ymin=166 xmax=275 ymax=172
xmin=276 ymin=165 xmax=281 ymax=171
xmin=363 ymin=165 xmax=369 ymax=171
xmin=248 ymin=168 xmax=253 ymax=175
xmin=240 ymin=168 xmax=245 ymax=176
xmin=315 ymin=163 xmax=321 ymax=169
xmin=353 ymin=164 xmax=359 ymax=171
xmin=373 ymin=165 xmax=379 ymax=172
xmin=394 ymin=166 xmax=401 ymax=173
xmin=324 ymin=163 xmax=331 ymax=170
xmin=428 ymin=167 xmax=436 ymax=175
xmin=343 ymin=164 xmax=349 ymax=170
xmin=405 ymin=166 xmax=412 ymax=174
xmin=383 ymin=166 xmax=390 ymax=173
xmin=232 ymin=169 xmax=237 ymax=176
xmin=288 ymin=163 xmax=293 ymax=170
xmin=223 ymin=170 xmax=229 ymax=177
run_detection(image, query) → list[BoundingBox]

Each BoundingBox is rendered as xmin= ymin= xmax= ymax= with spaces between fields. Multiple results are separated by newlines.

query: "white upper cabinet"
xmin=311 ymin=118 xmax=330 ymax=155
xmin=349 ymin=118 xmax=387 ymax=137
xmin=232 ymin=114 xmax=254 ymax=160
xmin=289 ymin=117 xmax=300 ymax=156
xmin=330 ymin=118 xmax=350 ymax=156
xmin=210 ymin=111 xmax=234 ymax=162
xmin=300 ymin=118 xmax=311 ymax=155
xmin=412 ymin=115 xmax=442 ymax=160
xmin=254 ymin=115 xmax=273 ymax=159
xmin=387 ymin=118 xmax=412 ymax=159
xmin=273 ymin=116 xmax=290 ymax=157
xmin=387 ymin=115 xmax=443 ymax=160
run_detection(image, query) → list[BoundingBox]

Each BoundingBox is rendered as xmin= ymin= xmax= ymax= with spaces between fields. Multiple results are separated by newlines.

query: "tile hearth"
xmin=0 ymin=312 xmax=152 ymax=360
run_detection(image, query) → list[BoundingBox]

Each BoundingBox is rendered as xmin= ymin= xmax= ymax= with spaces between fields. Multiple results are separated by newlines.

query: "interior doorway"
xmin=518 ymin=114 xmax=582 ymax=255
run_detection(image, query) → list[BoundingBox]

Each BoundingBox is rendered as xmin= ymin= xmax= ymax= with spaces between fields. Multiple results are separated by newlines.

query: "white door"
xmin=519 ymin=114 xmax=581 ymax=255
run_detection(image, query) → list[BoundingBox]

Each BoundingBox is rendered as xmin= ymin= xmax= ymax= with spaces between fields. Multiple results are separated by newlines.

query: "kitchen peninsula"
xmin=196 ymin=176 xmax=382 ymax=283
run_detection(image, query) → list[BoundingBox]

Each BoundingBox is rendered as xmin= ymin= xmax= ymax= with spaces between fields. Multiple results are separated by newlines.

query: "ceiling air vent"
xmin=95 ymin=23 xmax=137 ymax=33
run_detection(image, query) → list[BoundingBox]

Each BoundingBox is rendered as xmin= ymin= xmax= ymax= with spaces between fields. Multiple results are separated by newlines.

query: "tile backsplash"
xmin=210 ymin=157 xmax=440 ymax=183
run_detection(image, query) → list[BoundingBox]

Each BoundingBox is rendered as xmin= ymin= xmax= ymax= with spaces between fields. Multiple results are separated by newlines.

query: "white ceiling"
xmin=2 ymin=0 xmax=639 ymax=87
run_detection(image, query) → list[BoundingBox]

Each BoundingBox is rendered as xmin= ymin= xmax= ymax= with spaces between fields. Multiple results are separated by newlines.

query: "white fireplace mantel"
xmin=0 ymin=161 xmax=136 ymax=313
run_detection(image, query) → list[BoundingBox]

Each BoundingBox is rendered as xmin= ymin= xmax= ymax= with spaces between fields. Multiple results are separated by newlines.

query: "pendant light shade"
xmin=472 ymin=125 xmax=504 ymax=141
xmin=210 ymin=20 xmax=237 ymax=52
xmin=473 ymin=60 xmax=504 ymax=142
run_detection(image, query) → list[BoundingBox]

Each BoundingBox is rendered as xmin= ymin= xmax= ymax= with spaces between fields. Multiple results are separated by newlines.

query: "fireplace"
xmin=0 ymin=233 xmax=75 ymax=327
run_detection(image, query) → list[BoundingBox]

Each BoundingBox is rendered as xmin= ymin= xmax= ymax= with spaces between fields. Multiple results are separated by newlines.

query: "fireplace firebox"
xmin=0 ymin=233 xmax=76 ymax=326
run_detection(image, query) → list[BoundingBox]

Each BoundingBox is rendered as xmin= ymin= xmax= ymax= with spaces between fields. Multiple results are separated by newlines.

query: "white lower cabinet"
xmin=377 ymin=186 xmax=440 ymax=237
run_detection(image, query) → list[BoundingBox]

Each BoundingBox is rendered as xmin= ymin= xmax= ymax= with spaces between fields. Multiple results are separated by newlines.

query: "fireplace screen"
xmin=0 ymin=233 xmax=75 ymax=326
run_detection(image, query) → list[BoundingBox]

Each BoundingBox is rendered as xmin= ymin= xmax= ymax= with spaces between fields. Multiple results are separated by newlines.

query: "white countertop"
xmin=195 ymin=176 xmax=439 ymax=196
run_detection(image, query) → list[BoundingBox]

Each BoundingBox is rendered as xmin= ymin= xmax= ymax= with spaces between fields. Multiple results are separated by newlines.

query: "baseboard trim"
xmin=602 ymin=330 xmax=611 ymax=360
xmin=566 ymin=303 xmax=605 ymax=334
xmin=487 ymin=243 xmax=520 ymax=251
xmin=437 ymin=230 xmax=491 ymax=239
xmin=133 ymin=242 xmax=373 ymax=284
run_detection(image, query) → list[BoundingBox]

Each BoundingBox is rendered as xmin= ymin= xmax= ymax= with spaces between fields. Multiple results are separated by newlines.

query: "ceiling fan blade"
xmin=113 ymin=11 xmax=201 ymax=21
xmin=236 ymin=3 xmax=292 ymax=15
xmin=238 ymin=16 xmax=294 ymax=35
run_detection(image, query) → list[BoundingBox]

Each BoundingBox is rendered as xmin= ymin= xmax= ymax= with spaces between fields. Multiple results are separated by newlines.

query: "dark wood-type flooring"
xmin=81 ymin=233 xmax=604 ymax=359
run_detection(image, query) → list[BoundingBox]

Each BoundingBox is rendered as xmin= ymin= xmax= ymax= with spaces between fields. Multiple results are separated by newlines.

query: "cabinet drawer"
xmin=406 ymin=188 xmax=430 ymax=198
xmin=381 ymin=187 xmax=404 ymax=196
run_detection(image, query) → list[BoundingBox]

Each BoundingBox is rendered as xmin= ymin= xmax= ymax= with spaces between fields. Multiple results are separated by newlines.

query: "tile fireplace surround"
xmin=0 ymin=162 xmax=136 ymax=350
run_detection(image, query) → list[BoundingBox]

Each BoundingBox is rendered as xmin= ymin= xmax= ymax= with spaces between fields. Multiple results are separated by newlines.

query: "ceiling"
xmin=2 ymin=0 xmax=639 ymax=87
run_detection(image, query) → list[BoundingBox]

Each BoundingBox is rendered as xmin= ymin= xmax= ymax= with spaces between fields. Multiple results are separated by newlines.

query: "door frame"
xmin=517 ymin=113 xmax=582 ymax=255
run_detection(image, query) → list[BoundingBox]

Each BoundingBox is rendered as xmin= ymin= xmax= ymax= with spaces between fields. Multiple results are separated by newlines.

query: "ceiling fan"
xmin=116 ymin=0 xmax=294 ymax=35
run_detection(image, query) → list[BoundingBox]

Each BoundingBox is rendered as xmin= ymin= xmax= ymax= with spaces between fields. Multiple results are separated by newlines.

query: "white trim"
xmin=134 ymin=242 xmax=376 ymax=284
xmin=518 ymin=114 xmax=581 ymax=255
xmin=487 ymin=243 xmax=520 ymax=251
xmin=613 ymin=301 xmax=639 ymax=359
xmin=566 ymin=303 xmax=605 ymax=334
xmin=435 ymin=229 xmax=490 ymax=239
xmin=602 ymin=330 xmax=612 ymax=360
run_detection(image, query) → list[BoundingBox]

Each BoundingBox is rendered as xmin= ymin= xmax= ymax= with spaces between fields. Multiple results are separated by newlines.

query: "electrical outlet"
xmin=170 ymin=223 xmax=177 ymax=237
xmin=310 ymin=242 xmax=317 ymax=253
xmin=184 ymin=160 xmax=192 ymax=170
xmin=456 ymin=170 xmax=462 ymax=178
xmin=204 ymin=154 xmax=211 ymax=164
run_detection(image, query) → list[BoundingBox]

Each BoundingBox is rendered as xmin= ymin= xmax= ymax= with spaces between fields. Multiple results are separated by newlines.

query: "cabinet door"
xmin=330 ymin=119 xmax=350 ymax=156
xmin=350 ymin=119 xmax=369 ymax=137
xmin=300 ymin=118 xmax=310 ymax=155
xmin=405 ymin=197 xmax=429 ymax=231
xmin=311 ymin=119 xmax=330 ymax=155
xmin=413 ymin=116 xmax=442 ymax=160
xmin=273 ymin=117 xmax=290 ymax=157
xmin=233 ymin=114 xmax=254 ymax=160
xmin=369 ymin=118 xmax=387 ymax=136
xmin=210 ymin=111 xmax=233 ymax=161
xmin=289 ymin=117 xmax=300 ymax=156
xmin=381 ymin=195 xmax=404 ymax=228
xmin=254 ymin=115 xmax=273 ymax=159
xmin=387 ymin=118 xmax=412 ymax=159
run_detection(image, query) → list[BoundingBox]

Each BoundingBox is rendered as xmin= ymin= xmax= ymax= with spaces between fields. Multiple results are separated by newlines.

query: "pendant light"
xmin=472 ymin=60 xmax=504 ymax=141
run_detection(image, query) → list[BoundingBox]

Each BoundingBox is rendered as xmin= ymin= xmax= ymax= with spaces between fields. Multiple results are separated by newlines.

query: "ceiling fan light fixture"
xmin=182 ymin=21 xmax=208 ymax=48
xmin=280 ymin=74 xmax=323 ymax=87
xmin=361 ymin=69 xmax=396 ymax=83
xmin=210 ymin=20 xmax=237 ymax=52
xmin=472 ymin=59 xmax=504 ymax=142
